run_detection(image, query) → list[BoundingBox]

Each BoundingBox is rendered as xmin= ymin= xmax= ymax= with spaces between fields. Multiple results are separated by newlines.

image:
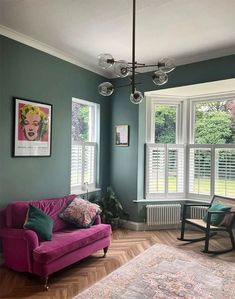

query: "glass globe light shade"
xmin=152 ymin=70 xmax=168 ymax=86
xmin=114 ymin=60 xmax=130 ymax=78
xmin=158 ymin=58 xmax=175 ymax=73
xmin=130 ymin=90 xmax=144 ymax=104
xmin=98 ymin=53 xmax=114 ymax=69
xmin=98 ymin=82 xmax=114 ymax=96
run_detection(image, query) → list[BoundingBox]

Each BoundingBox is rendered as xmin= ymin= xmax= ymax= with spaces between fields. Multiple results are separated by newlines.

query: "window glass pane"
xmin=215 ymin=149 xmax=235 ymax=197
xmin=155 ymin=104 xmax=177 ymax=143
xmin=72 ymin=102 xmax=90 ymax=142
xmin=194 ymin=100 xmax=235 ymax=144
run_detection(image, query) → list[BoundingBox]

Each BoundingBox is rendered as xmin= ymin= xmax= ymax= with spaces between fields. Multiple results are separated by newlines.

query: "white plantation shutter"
xmin=146 ymin=144 xmax=166 ymax=195
xmin=71 ymin=142 xmax=83 ymax=187
xmin=189 ymin=146 xmax=211 ymax=195
xmin=146 ymin=144 xmax=185 ymax=198
xmin=215 ymin=147 xmax=235 ymax=197
xmin=71 ymin=141 xmax=96 ymax=190
xmin=168 ymin=145 xmax=184 ymax=193
xmin=84 ymin=143 xmax=96 ymax=187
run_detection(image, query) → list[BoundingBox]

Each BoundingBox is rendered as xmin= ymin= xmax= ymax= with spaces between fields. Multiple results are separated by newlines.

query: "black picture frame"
xmin=13 ymin=97 xmax=52 ymax=157
xmin=115 ymin=125 xmax=129 ymax=146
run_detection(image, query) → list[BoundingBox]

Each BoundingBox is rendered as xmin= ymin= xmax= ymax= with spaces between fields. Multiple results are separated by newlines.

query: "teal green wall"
xmin=0 ymin=35 xmax=111 ymax=208
xmin=1 ymin=35 xmax=235 ymax=222
xmin=110 ymin=55 xmax=235 ymax=222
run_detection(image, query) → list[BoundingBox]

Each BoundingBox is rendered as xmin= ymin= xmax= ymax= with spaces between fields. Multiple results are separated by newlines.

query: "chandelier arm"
xmin=131 ymin=0 xmax=136 ymax=94
xmin=127 ymin=62 xmax=145 ymax=66
xmin=136 ymin=63 xmax=160 ymax=68
xmin=128 ymin=63 xmax=160 ymax=67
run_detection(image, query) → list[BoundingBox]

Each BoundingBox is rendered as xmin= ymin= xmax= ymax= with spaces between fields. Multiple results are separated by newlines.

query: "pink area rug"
xmin=73 ymin=244 xmax=235 ymax=299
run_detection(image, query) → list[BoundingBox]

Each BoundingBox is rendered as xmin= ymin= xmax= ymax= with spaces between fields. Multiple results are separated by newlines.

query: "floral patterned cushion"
xmin=59 ymin=197 xmax=101 ymax=228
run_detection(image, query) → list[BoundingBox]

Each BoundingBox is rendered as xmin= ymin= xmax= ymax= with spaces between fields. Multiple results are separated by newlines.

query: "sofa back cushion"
xmin=6 ymin=194 xmax=76 ymax=232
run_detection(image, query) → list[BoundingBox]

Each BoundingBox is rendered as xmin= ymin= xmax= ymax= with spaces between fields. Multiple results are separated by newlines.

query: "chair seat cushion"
xmin=186 ymin=218 xmax=221 ymax=229
xmin=33 ymin=224 xmax=111 ymax=264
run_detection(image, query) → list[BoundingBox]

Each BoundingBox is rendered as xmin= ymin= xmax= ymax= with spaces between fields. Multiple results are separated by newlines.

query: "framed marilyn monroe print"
xmin=13 ymin=98 xmax=52 ymax=157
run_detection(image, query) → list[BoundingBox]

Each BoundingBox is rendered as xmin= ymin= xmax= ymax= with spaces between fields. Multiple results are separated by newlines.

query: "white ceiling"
xmin=0 ymin=0 xmax=235 ymax=78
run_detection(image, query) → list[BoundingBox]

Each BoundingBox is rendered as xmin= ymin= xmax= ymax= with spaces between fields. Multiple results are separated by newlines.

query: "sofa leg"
xmin=42 ymin=276 xmax=49 ymax=291
xmin=103 ymin=246 xmax=109 ymax=258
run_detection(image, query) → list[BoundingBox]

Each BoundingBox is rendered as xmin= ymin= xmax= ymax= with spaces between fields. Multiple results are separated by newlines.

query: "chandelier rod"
xmin=132 ymin=0 xmax=136 ymax=94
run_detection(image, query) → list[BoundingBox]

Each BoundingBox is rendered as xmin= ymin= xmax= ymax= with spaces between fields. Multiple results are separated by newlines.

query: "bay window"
xmin=145 ymin=95 xmax=235 ymax=200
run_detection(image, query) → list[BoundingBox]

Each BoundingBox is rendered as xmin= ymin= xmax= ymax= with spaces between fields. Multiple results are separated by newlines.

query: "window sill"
xmin=133 ymin=198 xmax=209 ymax=204
xmin=71 ymin=187 xmax=101 ymax=195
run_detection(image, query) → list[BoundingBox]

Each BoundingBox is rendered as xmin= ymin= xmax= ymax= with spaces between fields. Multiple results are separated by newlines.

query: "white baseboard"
xmin=119 ymin=219 xmax=180 ymax=231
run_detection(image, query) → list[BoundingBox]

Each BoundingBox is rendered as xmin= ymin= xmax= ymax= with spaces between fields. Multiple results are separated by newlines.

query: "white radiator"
xmin=146 ymin=204 xmax=181 ymax=226
xmin=190 ymin=206 xmax=208 ymax=219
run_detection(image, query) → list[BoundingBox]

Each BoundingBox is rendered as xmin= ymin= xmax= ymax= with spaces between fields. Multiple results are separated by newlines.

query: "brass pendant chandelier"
xmin=97 ymin=0 xmax=175 ymax=104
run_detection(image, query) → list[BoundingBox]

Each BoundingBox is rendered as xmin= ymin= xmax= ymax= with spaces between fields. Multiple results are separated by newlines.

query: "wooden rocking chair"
xmin=178 ymin=195 xmax=235 ymax=254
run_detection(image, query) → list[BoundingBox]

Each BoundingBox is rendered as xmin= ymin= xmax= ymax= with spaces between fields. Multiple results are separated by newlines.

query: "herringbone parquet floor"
xmin=0 ymin=229 xmax=234 ymax=299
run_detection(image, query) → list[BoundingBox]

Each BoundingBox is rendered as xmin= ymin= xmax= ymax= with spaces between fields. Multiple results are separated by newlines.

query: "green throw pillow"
xmin=203 ymin=202 xmax=231 ymax=226
xmin=24 ymin=204 xmax=54 ymax=241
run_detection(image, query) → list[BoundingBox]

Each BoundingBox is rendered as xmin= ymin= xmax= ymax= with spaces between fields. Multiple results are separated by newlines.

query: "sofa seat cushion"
xmin=33 ymin=224 xmax=111 ymax=264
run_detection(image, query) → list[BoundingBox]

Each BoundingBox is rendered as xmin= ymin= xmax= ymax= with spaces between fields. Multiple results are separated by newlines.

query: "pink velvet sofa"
xmin=0 ymin=195 xmax=112 ymax=289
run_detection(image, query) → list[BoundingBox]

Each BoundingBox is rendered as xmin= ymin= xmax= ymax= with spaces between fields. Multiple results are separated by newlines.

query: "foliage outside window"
xmin=72 ymin=102 xmax=90 ymax=142
xmin=155 ymin=104 xmax=177 ymax=143
xmin=194 ymin=100 xmax=235 ymax=144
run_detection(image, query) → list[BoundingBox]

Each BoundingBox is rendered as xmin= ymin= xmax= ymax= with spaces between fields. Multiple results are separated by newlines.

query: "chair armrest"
xmin=93 ymin=215 xmax=101 ymax=225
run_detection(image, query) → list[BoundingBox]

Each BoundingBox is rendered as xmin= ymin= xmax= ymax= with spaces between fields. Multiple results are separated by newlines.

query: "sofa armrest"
xmin=0 ymin=228 xmax=39 ymax=273
xmin=0 ymin=228 xmax=39 ymax=245
xmin=93 ymin=215 xmax=101 ymax=225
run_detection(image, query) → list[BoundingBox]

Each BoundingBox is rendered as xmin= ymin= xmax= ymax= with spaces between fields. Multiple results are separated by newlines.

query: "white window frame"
xmin=145 ymin=93 xmax=235 ymax=200
xmin=146 ymin=96 xmax=185 ymax=144
xmin=71 ymin=98 xmax=100 ymax=194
